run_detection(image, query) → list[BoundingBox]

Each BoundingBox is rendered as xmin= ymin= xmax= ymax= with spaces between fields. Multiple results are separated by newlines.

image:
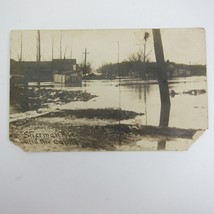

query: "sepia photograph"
xmin=9 ymin=28 xmax=208 ymax=151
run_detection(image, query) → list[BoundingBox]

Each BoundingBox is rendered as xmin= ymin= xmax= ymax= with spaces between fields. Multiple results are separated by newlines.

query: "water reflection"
xmin=119 ymin=77 xmax=207 ymax=129
xmin=157 ymin=139 xmax=166 ymax=150
xmin=118 ymin=137 xmax=194 ymax=151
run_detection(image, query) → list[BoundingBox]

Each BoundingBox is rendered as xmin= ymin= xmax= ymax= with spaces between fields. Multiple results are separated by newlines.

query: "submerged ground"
xmin=9 ymin=78 xmax=207 ymax=151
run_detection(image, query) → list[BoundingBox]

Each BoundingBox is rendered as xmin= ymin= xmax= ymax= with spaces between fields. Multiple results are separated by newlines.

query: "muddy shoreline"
xmin=9 ymin=108 xmax=200 ymax=152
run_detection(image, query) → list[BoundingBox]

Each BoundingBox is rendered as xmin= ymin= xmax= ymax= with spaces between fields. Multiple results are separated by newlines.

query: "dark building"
xmin=10 ymin=58 xmax=78 ymax=82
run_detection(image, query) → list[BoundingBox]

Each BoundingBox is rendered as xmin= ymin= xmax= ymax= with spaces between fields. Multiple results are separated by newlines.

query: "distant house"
xmin=177 ymin=68 xmax=191 ymax=77
xmin=53 ymin=59 xmax=82 ymax=84
xmin=166 ymin=62 xmax=192 ymax=78
xmin=54 ymin=70 xmax=82 ymax=84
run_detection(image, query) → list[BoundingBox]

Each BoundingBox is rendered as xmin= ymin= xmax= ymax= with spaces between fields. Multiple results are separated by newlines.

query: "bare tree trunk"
xmin=152 ymin=29 xmax=171 ymax=127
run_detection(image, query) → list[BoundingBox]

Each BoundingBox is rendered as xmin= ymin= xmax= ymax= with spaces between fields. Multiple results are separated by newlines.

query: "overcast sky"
xmin=11 ymin=28 xmax=206 ymax=69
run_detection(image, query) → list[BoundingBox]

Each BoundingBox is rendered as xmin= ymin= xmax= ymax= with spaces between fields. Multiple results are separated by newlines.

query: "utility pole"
xmin=17 ymin=32 xmax=23 ymax=75
xmin=37 ymin=30 xmax=41 ymax=89
xmin=52 ymin=35 xmax=54 ymax=60
xmin=118 ymin=41 xmax=120 ymax=64
xmin=143 ymin=32 xmax=149 ymax=79
xmin=37 ymin=30 xmax=41 ymax=62
xmin=143 ymin=32 xmax=149 ymax=123
xmin=152 ymin=29 xmax=170 ymax=127
xmin=143 ymin=32 xmax=149 ymax=63
xmin=58 ymin=32 xmax=63 ymax=71
xmin=70 ymin=46 xmax=72 ymax=59
xmin=118 ymin=41 xmax=122 ymax=146
xmin=152 ymin=29 xmax=171 ymax=150
xmin=20 ymin=32 xmax=23 ymax=62
xmin=19 ymin=32 xmax=28 ymax=110
xmin=64 ymin=47 xmax=67 ymax=59
xmin=83 ymin=48 xmax=89 ymax=76
xmin=60 ymin=32 xmax=62 ymax=60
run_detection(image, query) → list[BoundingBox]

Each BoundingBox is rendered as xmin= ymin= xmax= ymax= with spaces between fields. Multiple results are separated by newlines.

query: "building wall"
xmin=10 ymin=59 xmax=77 ymax=82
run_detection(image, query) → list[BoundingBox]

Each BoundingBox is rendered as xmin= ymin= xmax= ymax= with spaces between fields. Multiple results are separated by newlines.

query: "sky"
xmin=10 ymin=28 xmax=206 ymax=70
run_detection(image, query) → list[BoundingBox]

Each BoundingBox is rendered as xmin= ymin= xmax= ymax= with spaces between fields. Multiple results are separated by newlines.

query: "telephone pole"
xmin=19 ymin=32 xmax=23 ymax=62
xmin=118 ymin=41 xmax=122 ymax=146
xmin=152 ymin=29 xmax=170 ymax=127
xmin=60 ymin=32 xmax=62 ymax=60
xmin=83 ymin=48 xmax=89 ymax=76
xmin=37 ymin=30 xmax=41 ymax=89
xmin=37 ymin=30 xmax=41 ymax=62
xmin=152 ymin=29 xmax=171 ymax=150
xmin=52 ymin=35 xmax=54 ymax=60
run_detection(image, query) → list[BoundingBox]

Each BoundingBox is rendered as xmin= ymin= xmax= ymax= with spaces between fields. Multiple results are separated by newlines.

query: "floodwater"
xmin=60 ymin=76 xmax=207 ymax=130
xmin=10 ymin=76 xmax=208 ymax=130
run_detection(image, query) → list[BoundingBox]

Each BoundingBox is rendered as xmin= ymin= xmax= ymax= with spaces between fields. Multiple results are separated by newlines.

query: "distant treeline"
xmin=175 ymin=63 xmax=206 ymax=76
xmin=97 ymin=61 xmax=206 ymax=79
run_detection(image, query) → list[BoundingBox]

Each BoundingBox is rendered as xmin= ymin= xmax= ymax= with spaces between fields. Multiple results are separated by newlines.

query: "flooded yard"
xmin=9 ymin=76 xmax=207 ymax=151
xmin=61 ymin=76 xmax=207 ymax=129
